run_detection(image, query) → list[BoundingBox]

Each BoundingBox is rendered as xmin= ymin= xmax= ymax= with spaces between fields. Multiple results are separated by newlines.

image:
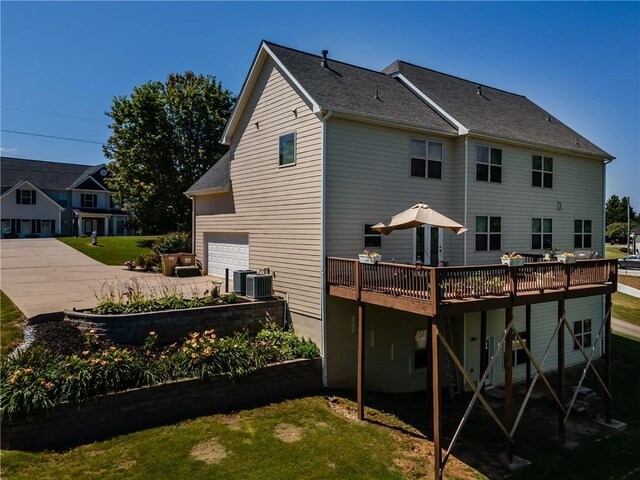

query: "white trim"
xmin=328 ymin=110 xmax=458 ymax=137
xmin=463 ymin=136 xmax=468 ymax=265
xmin=278 ymin=130 xmax=297 ymax=168
xmin=0 ymin=180 xmax=64 ymax=211
xmin=185 ymin=183 xmax=231 ymax=197
xmin=222 ymin=43 xmax=320 ymax=145
xmin=68 ymin=174 xmax=108 ymax=191
xmin=320 ymin=109 xmax=332 ymax=387
xmin=392 ymin=73 xmax=469 ymax=135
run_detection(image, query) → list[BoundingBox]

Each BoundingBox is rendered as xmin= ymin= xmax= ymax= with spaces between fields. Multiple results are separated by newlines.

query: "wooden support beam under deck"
xmin=357 ymin=301 xmax=366 ymax=421
xmin=432 ymin=321 xmax=442 ymax=480
xmin=604 ymin=293 xmax=612 ymax=423
xmin=557 ymin=300 xmax=566 ymax=443
xmin=504 ymin=307 xmax=514 ymax=464
xmin=525 ymin=304 xmax=532 ymax=389
xmin=480 ymin=311 xmax=487 ymax=394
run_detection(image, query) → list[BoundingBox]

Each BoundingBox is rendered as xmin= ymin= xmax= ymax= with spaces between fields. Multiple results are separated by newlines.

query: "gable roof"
xmin=384 ymin=61 xmax=613 ymax=159
xmin=185 ymin=152 xmax=231 ymax=196
xmin=0 ymin=157 xmax=112 ymax=190
xmin=222 ymin=42 xmax=458 ymax=143
xmin=0 ymin=180 xmax=64 ymax=211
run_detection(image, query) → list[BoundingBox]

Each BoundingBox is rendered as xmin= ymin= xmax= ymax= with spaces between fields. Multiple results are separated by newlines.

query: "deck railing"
xmin=326 ymin=257 xmax=618 ymax=313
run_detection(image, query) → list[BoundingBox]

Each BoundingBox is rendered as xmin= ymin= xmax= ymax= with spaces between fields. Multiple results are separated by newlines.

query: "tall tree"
xmin=605 ymin=195 xmax=637 ymax=226
xmin=104 ymin=72 xmax=234 ymax=233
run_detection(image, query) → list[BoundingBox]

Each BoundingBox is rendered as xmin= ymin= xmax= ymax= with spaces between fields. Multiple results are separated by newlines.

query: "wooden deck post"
xmin=525 ymin=305 xmax=532 ymax=389
xmin=432 ymin=321 xmax=442 ymax=480
xmin=557 ymin=300 xmax=565 ymax=442
xmin=604 ymin=293 xmax=612 ymax=424
xmin=480 ymin=311 xmax=487 ymax=394
xmin=504 ymin=307 xmax=514 ymax=464
xmin=357 ymin=301 xmax=366 ymax=421
xmin=427 ymin=316 xmax=433 ymax=406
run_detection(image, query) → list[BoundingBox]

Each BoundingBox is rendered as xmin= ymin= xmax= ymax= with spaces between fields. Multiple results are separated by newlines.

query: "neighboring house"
xmin=1 ymin=157 xmax=128 ymax=238
xmin=187 ymin=41 xmax=614 ymax=392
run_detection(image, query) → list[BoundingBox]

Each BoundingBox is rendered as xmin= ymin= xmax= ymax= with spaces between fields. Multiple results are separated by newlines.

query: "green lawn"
xmin=1 ymin=290 xmax=25 ymax=357
xmin=606 ymin=245 xmax=627 ymax=259
xmin=613 ymin=292 xmax=640 ymax=326
xmin=57 ymin=236 xmax=157 ymax=266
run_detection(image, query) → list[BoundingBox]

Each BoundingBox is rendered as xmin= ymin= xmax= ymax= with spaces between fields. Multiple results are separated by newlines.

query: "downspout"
xmin=320 ymin=109 xmax=332 ymax=388
xmin=463 ymin=136 xmax=469 ymax=265
xmin=602 ymin=158 xmax=613 ymax=355
xmin=188 ymin=195 xmax=195 ymax=255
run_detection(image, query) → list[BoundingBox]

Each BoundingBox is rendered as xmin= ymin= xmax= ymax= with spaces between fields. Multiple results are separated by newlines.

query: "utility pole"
xmin=628 ymin=198 xmax=631 ymax=255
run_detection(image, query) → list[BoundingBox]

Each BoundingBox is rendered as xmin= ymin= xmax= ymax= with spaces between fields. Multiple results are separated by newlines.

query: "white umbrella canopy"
xmin=372 ymin=203 xmax=467 ymax=235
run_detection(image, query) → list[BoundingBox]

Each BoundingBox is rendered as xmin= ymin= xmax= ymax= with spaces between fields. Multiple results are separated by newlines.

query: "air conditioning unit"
xmin=246 ymin=274 xmax=273 ymax=299
xmin=233 ymin=269 xmax=257 ymax=295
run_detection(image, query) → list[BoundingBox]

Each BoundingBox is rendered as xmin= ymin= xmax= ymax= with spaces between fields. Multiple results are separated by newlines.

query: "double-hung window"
xmin=16 ymin=189 xmax=36 ymax=205
xmin=532 ymin=155 xmax=553 ymax=188
xmin=81 ymin=194 xmax=97 ymax=208
xmin=511 ymin=332 xmax=528 ymax=366
xmin=410 ymin=139 xmax=442 ymax=179
xmin=363 ymin=224 xmax=382 ymax=248
xmin=476 ymin=145 xmax=502 ymax=183
xmin=573 ymin=319 xmax=592 ymax=350
xmin=475 ymin=216 xmax=502 ymax=251
xmin=532 ymin=218 xmax=553 ymax=250
xmin=574 ymin=220 xmax=592 ymax=249
xmin=279 ymin=132 xmax=296 ymax=167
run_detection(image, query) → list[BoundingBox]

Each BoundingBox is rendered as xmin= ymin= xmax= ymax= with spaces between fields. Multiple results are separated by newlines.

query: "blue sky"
xmin=2 ymin=1 xmax=638 ymax=209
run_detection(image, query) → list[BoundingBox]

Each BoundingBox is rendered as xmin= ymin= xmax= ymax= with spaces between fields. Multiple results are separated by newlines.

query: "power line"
xmin=1 ymin=129 xmax=106 ymax=145
xmin=1 ymin=106 xmax=105 ymax=122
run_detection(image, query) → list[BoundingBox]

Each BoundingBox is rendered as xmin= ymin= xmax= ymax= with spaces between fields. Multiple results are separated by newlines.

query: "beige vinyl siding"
xmin=325 ymin=117 xmax=459 ymax=264
xmin=462 ymin=137 xmax=605 ymax=265
xmin=194 ymin=57 xmax=322 ymax=323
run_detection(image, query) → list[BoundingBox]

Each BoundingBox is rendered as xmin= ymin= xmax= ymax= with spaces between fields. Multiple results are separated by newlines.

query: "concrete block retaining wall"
xmin=64 ymin=298 xmax=286 ymax=344
xmin=1 ymin=357 xmax=322 ymax=451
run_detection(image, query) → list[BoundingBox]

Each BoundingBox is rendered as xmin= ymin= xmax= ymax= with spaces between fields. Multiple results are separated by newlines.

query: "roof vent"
xmin=575 ymin=136 xmax=580 ymax=146
xmin=374 ymin=88 xmax=380 ymax=101
xmin=547 ymin=114 xmax=552 ymax=122
xmin=477 ymin=84 xmax=482 ymax=96
xmin=320 ymin=50 xmax=329 ymax=69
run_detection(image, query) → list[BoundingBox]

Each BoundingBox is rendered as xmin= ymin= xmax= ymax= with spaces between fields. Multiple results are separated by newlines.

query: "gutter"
xmin=320 ymin=109 xmax=332 ymax=388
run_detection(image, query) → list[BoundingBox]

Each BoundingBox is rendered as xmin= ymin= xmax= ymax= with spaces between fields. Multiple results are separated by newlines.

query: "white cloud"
xmin=0 ymin=147 xmax=18 ymax=153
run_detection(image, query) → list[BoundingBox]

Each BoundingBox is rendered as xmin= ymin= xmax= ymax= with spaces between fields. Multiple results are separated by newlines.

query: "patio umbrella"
xmin=372 ymin=203 xmax=467 ymax=235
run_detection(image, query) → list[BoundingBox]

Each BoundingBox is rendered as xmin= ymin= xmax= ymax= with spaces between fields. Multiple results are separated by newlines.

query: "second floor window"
xmin=532 ymin=155 xmax=553 ymax=188
xmin=410 ymin=139 xmax=442 ymax=179
xmin=574 ymin=219 xmax=592 ymax=249
xmin=363 ymin=224 xmax=382 ymax=248
xmin=279 ymin=132 xmax=296 ymax=167
xmin=81 ymin=194 xmax=97 ymax=208
xmin=532 ymin=217 xmax=553 ymax=250
xmin=16 ymin=189 xmax=36 ymax=205
xmin=476 ymin=146 xmax=502 ymax=183
xmin=475 ymin=216 xmax=501 ymax=251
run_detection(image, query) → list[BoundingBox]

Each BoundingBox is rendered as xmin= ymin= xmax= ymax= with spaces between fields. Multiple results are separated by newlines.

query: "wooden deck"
xmin=326 ymin=257 xmax=618 ymax=316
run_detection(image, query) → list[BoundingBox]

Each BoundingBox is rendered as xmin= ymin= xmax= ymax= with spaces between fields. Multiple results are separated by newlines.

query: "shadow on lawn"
xmin=136 ymin=239 xmax=156 ymax=249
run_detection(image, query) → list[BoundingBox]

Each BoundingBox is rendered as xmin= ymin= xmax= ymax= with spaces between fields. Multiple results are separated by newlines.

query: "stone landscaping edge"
xmin=1 ymin=357 xmax=322 ymax=451
xmin=64 ymin=298 xmax=286 ymax=345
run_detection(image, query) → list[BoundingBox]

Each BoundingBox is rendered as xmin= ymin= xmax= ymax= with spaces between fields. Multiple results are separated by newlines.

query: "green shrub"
xmin=153 ymin=232 xmax=191 ymax=254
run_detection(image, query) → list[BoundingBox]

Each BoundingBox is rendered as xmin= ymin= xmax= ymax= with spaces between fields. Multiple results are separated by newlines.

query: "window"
xmin=1 ymin=219 xmax=10 ymax=234
xmin=414 ymin=329 xmax=428 ymax=370
xmin=475 ymin=216 xmax=502 ymax=251
xmin=410 ymin=139 xmax=442 ymax=179
xmin=16 ymin=189 xmax=36 ymax=205
xmin=279 ymin=132 xmax=296 ymax=166
xmin=363 ymin=224 xmax=382 ymax=248
xmin=81 ymin=194 xmax=97 ymax=208
xmin=41 ymin=220 xmax=52 ymax=234
xmin=532 ymin=218 xmax=553 ymax=250
xmin=476 ymin=146 xmax=502 ymax=183
xmin=21 ymin=219 xmax=32 ymax=234
xmin=573 ymin=319 xmax=592 ymax=350
xmin=574 ymin=219 xmax=592 ymax=249
xmin=532 ymin=155 xmax=553 ymax=188
xmin=508 ymin=331 xmax=529 ymax=366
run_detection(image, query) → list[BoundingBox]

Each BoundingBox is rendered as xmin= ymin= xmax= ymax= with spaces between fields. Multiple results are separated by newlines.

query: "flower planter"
xmin=557 ymin=255 xmax=577 ymax=264
xmin=501 ymin=257 xmax=524 ymax=267
xmin=359 ymin=254 xmax=381 ymax=264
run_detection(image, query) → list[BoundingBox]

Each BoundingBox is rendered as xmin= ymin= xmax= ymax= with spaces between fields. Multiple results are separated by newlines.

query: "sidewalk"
xmin=617 ymin=283 xmax=640 ymax=298
xmin=612 ymin=318 xmax=640 ymax=339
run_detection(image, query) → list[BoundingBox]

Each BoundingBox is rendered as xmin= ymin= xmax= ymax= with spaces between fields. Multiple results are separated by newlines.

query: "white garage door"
xmin=206 ymin=233 xmax=249 ymax=278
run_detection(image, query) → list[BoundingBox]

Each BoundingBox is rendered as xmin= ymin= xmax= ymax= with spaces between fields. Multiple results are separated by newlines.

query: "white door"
xmin=485 ymin=336 xmax=496 ymax=389
xmin=206 ymin=233 xmax=249 ymax=278
xmin=415 ymin=225 xmax=443 ymax=265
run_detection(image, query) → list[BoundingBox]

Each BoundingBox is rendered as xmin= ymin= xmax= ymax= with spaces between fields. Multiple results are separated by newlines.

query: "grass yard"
xmin=613 ymin=292 xmax=640 ymax=326
xmin=606 ymin=245 xmax=627 ymax=259
xmin=1 ymin=291 xmax=25 ymax=357
xmin=57 ymin=236 xmax=157 ymax=266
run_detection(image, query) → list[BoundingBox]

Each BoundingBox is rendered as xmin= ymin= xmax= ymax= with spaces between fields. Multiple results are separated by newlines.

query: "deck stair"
xmin=441 ymin=316 xmax=462 ymax=399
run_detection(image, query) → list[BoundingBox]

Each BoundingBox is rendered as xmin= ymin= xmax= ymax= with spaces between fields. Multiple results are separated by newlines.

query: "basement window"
xmin=414 ymin=329 xmax=428 ymax=370
xmin=279 ymin=132 xmax=296 ymax=167
xmin=573 ymin=319 xmax=592 ymax=350
xmin=511 ymin=332 xmax=528 ymax=366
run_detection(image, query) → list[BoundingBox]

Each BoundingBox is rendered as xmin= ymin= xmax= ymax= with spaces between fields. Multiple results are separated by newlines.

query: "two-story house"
xmin=1 ymin=157 xmax=128 ymax=238
xmin=187 ymin=42 xmax=616 ymax=395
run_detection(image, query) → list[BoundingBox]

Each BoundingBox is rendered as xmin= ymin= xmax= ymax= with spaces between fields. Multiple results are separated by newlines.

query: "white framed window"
xmin=511 ymin=331 xmax=528 ymax=366
xmin=81 ymin=193 xmax=97 ymax=208
xmin=532 ymin=155 xmax=553 ymax=188
xmin=414 ymin=329 xmax=428 ymax=370
xmin=475 ymin=216 xmax=501 ymax=251
xmin=41 ymin=220 xmax=52 ymax=234
xmin=476 ymin=145 xmax=502 ymax=183
xmin=573 ymin=319 xmax=592 ymax=350
xmin=279 ymin=132 xmax=296 ymax=167
xmin=17 ymin=189 xmax=36 ymax=205
xmin=532 ymin=218 xmax=553 ymax=250
xmin=574 ymin=219 xmax=592 ymax=249
xmin=363 ymin=224 xmax=382 ymax=248
xmin=21 ymin=219 xmax=32 ymax=234
xmin=410 ymin=139 xmax=442 ymax=179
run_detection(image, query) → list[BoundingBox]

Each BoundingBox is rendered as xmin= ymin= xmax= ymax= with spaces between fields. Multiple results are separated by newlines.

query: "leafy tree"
xmin=606 ymin=223 xmax=628 ymax=243
xmin=606 ymin=195 xmax=637 ymax=226
xmin=104 ymin=72 xmax=234 ymax=234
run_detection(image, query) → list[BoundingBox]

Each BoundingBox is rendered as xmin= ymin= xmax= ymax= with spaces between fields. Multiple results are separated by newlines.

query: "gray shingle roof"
xmin=265 ymin=42 xmax=457 ymax=135
xmin=185 ymin=152 xmax=230 ymax=195
xmin=384 ymin=61 xmax=612 ymax=158
xmin=0 ymin=157 xmax=104 ymax=190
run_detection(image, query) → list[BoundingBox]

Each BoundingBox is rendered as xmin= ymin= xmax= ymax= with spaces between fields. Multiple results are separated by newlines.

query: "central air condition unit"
xmin=246 ymin=274 xmax=273 ymax=299
xmin=233 ymin=269 xmax=257 ymax=296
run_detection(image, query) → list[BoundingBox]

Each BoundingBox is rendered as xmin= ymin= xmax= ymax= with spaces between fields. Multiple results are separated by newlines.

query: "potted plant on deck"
xmin=556 ymin=252 xmax=577 ymax=264
xmin=501 ymin=252 xmax=524 ymax=267
xmin=358 ymin=250 xmax=382 ymax=264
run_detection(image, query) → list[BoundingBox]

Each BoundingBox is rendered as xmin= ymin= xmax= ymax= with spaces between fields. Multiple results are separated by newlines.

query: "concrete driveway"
xmin=0 ymin=238 xmax=216 ymax=321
